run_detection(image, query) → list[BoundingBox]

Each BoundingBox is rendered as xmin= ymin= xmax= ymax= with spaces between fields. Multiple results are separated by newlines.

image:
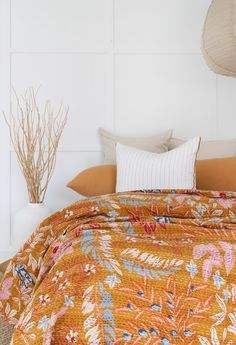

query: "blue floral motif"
xmin=186 ymin=260 xmax=198 ymax=278
xmin=161 ymin=337 xmax=170 ymax=345
xmin=126 ymin=303 xmax=133 ymax=310
xmin=150 ymin=328 xmax=158 ymax=336
xmin=120 ymin=258 xmax=180 ymax=280
xmin=170 ymin=330 xmax=178 ymax=337
xmin=37 ymin=315 xmax=50 ymax=332
xmin=107 ymin=211 xmax=119 ymax=218
xmin=213 ymin=271 xmax=225 ymax=290
xmin=223 ymin=289 xmax=231 ymax=301
xmin=64 ymin=295 xmax=74 ymax=307
xmin=99 ymin=282 xmax=116 ymax=344
xmin=137 ymin=291 xmax=144 ymax=297
xmin=155 ymin=216 xmax=171 ymax=224
xmin=123 ymin=222 xmax=136 ymax=236
xmin=100 ymin=291 xmax=113 ymax=308
xmin=123 ymin=333 xmax=132 ymax=340
xmin=184 ymin=330 xmax=192 ymax=337
xmin=80 ymin=230 xmax=94 ymax=257
xmin=138 ymin=329 xmax=148 ymax=337
xmin=196 ymin=204 xmax=207 ymax=215
xmin=151 ymin=304 xmax=161 ymax=311
xmin=104 ymin=274 xmax=121 ymax=289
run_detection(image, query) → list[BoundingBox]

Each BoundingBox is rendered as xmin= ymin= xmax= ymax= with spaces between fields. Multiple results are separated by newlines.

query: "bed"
xmin=1 ymin=189 xmax=236 ymax=344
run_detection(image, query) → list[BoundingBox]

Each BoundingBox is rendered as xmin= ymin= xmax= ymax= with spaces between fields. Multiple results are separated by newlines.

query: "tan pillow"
xmin=68 ymin=157 xmax=236 ymax=196
xmin=169 ymin=138 xmax=236 ymax=159
xmin=196 ymin=157 xmax=236 ymax=192
xmin=67 ymin=165 xmax=116 ymax=196
xmin=99 ymin=128 xmax=172 ymax=164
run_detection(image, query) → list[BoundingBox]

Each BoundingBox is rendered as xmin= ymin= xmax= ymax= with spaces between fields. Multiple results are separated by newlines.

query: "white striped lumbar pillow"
xmin=116 ymin=137 xmax=201 ymax=192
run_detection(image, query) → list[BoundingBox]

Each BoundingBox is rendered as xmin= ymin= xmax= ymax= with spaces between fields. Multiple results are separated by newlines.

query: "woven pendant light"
xmin=202 ymin=0 xmax=236 ymax=77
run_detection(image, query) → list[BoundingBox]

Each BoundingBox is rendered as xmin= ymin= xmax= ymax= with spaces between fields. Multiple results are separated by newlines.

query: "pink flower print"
xmin=51 ymin=242 xmax=74 ymax=264
xmin=0 ymin=278 xmax=13 ymax=300
xmin=193 ymin=244 xmax=223 ymax=281
xmin=52 ymin=270 xmax=64 ymax=283
xmin=219 ymin=241 xmax=235 ymax=275
xmin=218 ymin=198 xmax=234 ymax=209
xmin=206 ymin=244 xmax=224 ymax=264
xmin=84 ymin=264 xmax=96 ymax=276
xmin=176 ymin=195 xmax=189 ymax=204
xmin=193 ymin=244 xmax=207 ymax=260
xmin=66 ymin=330 xmax=78 ymax=343
xmin=39 ymin=294 xmax=50 ymax=306
xmin=202 ymin=259 xmax=215 ymax=281
xmin=65 ymin=210 xmax=74 ymax=219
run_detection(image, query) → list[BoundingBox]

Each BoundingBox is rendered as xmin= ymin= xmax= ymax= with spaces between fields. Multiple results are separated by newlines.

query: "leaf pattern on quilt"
xmin=121 ymin=248 xmax=184 ymax=269
xmin=115 ymin=277 xmax=213 ymax=344
xmin=119 ymin=252 xmax=181 ymax=280
xmin=82 ymin=284 xmax=101 ymax=345
xmin=82 ymin=282 xmax=116 ymax=345
xmin=198 ymin=328 xmax=221 ymax=345
xmin=1 ymin=189 xmax=236 ymax=344
xmin=81 ymin=230 xmax=122 ymax=275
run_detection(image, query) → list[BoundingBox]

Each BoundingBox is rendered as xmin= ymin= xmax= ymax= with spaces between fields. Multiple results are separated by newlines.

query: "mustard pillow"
xmin=68 ymin=157 xmax=236 ymax=197
xmin=67 ymin=165 xmax=116 ymax=196
xmin=196 ymin=157 xmax=236 ymax=192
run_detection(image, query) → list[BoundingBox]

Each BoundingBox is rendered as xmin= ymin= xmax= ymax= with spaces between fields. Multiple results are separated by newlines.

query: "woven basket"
xmin=0 ymin=317 xmax=14 ymax=345
xmin=202 ymin=0 xmax=236 ymax=77
xmin=0 ymin=262 xmax=14 ymax=344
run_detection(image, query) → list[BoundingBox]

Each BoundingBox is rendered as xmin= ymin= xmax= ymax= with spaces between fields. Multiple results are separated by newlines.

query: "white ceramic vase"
xmin=12 ymin=203 xmax=52 ymax=250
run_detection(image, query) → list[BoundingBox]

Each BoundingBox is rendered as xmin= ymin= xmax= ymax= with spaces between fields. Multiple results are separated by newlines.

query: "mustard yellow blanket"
xmin=1 ymin=190 xmax=236 ymax=344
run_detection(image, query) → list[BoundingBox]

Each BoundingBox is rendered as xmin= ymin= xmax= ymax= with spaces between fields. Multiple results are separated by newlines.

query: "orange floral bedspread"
xmin=1 ymin=190 xmax=236 ymax=344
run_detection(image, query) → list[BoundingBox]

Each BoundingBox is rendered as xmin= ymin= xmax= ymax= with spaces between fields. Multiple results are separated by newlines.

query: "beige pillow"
xmin=99 ymin=128 xmax=172 ymax=164
xmin=169 ymin=138 xmax=236 ymax=160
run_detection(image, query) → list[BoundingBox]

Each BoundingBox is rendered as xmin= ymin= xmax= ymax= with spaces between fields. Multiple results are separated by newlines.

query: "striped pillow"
xmin=116 ymin=137 xmax=201 ymax=192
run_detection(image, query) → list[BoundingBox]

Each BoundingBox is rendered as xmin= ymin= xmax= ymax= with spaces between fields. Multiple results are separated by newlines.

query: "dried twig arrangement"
xmin=3 ymin=87 xmax=68 ymax=203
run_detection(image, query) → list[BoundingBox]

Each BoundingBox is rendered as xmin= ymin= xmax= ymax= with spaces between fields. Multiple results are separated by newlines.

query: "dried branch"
xmin=3 ymin=87 xmax=68 ymax=203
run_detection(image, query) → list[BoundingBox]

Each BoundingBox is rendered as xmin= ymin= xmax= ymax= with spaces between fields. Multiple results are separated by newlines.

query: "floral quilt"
xmin=1 ymin=190 xmax=236 ymax=344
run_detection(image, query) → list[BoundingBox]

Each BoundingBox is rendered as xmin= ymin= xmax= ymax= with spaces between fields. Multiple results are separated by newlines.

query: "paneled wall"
xmin=1 ymin=0 xmax=236 ymax=258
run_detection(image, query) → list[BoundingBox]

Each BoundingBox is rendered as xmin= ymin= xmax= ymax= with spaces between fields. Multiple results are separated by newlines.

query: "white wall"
xmin=1 ymin=0 xmax=236 ymax=258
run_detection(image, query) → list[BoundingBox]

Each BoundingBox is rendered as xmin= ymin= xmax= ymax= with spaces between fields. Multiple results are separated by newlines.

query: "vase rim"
xmin=28 ymin=202 xmax=45 ymax=206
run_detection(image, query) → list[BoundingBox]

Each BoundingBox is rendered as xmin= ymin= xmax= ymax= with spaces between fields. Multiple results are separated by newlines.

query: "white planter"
xmin=12 ymin=203 xmax=52 ymax=250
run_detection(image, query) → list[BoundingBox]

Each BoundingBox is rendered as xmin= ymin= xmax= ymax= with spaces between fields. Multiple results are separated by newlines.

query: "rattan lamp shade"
xmin=202 ymin=0 xmax=236 ymax=77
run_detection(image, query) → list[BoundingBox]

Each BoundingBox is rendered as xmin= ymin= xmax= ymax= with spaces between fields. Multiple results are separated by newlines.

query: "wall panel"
xmin=115 ymin=54 xmax=217 ymax=139
xmin=11 ymin=53 xmax=113 ymax=150
xmin=217 ymin=76 xmax=236 ymax=139
xmin=1 ymin=0 xmax=236 ymax=259
xmin=115 ymin=0 xmax=211 ymax=53
xmin=11 ymin=0 xmax=113 ymax=52
xmin=0 ymin=0 xmax=11 ymax=251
